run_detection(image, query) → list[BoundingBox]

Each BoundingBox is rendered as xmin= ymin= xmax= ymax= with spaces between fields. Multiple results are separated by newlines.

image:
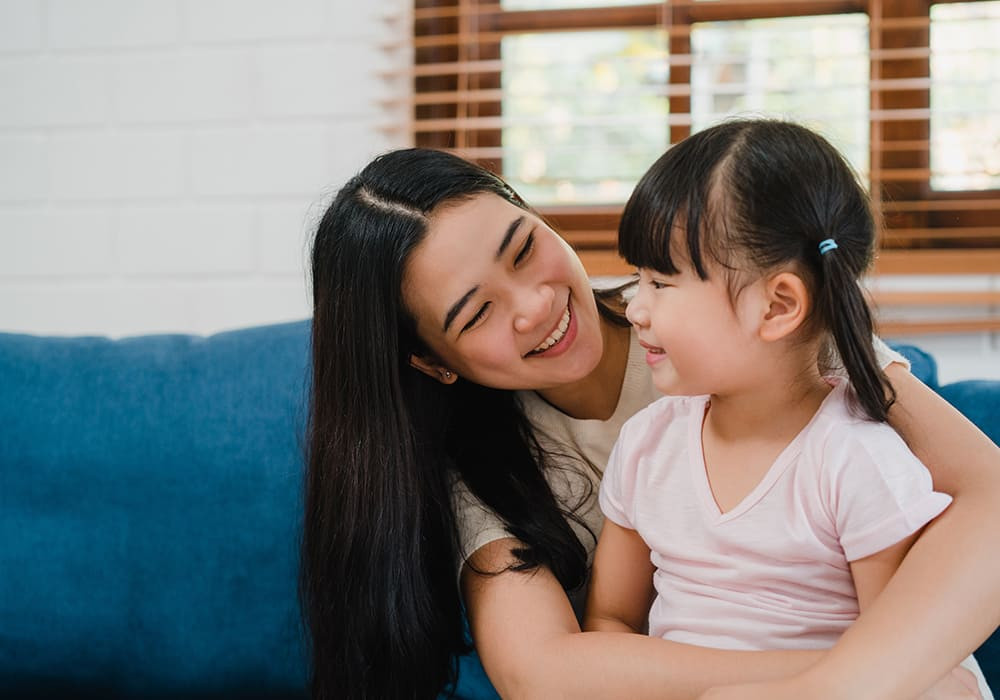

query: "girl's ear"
xmin=408 ymin=354 xmax=459 ymax=384
xmin=759 ymin=271 xmax=810 ymax=342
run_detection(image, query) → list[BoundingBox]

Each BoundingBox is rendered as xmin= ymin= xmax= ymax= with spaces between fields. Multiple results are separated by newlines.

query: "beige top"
xmin=452 ymin=330 xmax=907 ymax=573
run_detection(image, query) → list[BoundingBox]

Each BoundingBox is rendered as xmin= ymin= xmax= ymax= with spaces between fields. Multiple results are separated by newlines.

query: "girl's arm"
xmin=463 ymin=537 xmax=822 ymax=700
xmin=849 ymin=533 xmax=919 ymax=611
xmin=701 ymin=365 xmax=1000 ymax=700
xmin=583 ymin=519 xmax=657 ymax=634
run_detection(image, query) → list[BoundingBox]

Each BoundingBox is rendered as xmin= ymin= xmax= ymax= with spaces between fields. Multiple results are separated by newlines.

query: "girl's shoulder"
xmin=620 ymin=393 xmax=709 ymax=440
xmin=809 ymin=380 xmax=920 ymax=468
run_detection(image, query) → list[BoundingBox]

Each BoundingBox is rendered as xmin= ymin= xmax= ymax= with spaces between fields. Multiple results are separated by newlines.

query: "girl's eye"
xmin=461 ymin=302 xmax=491 ymax=333
xmin=650 ymin=279 xmax=670 ymax=290
xmin=513 ymin=233 xmax=534 ymax=267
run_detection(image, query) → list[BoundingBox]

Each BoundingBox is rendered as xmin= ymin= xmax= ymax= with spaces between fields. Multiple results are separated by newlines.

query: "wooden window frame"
xmin=413 ymin=0 xmax=1000 ymax=277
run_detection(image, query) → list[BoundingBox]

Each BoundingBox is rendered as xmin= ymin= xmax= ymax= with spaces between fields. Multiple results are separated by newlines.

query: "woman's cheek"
xmin=464 ymin=334 xmax=516 ymax=372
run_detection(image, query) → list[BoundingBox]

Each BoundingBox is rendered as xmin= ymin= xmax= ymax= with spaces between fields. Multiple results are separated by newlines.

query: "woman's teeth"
xmin=530 ymin=306 xmax=571 ymax=354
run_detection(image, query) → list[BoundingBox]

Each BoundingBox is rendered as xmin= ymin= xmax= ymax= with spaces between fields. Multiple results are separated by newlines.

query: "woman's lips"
xmin=526 ymin=300 xmax=577 ymax=359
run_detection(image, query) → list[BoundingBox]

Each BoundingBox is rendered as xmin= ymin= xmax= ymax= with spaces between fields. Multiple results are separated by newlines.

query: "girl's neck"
xmin=706 ymin=352 xmax=831 ymax=445
xmin=535 ymin=316 xmax=631 ymax=421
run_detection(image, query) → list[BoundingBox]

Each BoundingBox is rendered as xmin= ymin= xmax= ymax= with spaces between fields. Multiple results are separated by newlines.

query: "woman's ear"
xmin=759 ymin=271 xmax=810 ymax=342
xmin=408 ymin=354 xmax=458 ymax=384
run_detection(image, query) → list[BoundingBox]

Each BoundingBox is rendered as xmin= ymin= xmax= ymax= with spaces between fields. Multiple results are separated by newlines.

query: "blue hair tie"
xmin=818 ymin=239 xmax=838 ymax=255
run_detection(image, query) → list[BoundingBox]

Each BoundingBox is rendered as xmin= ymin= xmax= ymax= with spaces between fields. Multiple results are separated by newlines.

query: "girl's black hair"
xmin=619 ymin=118 xmax=895 ymax=422
xmin=303 ymin=148 xmax=615 ymax=699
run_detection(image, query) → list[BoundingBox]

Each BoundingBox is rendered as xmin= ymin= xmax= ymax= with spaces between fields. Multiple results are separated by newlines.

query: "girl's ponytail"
xmin=814 ymin=239 xmax=896 ymax=422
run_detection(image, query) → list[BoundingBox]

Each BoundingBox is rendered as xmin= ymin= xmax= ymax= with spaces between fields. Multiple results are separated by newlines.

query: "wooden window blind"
xmin=412 ymin=0 xmax=1000 ymax=278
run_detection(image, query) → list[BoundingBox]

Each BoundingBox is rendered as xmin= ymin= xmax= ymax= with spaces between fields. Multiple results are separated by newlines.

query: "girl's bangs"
xmin=618 ymin=148 xmax=719 ymax=279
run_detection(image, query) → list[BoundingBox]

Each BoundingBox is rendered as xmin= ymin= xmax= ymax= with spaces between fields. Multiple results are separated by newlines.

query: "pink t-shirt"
xmin=599 ymin=379 xmax=952 ymax=651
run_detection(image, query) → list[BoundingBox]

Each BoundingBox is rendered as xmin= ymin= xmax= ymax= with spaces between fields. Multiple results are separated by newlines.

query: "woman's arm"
xmin=700 ymin=366 xmax=1000 ymax=700
xmin=463 ymin=537 xmax=822 ymax=699
xmin=814 ymin=365 xmax=1000 ymax=697
xmin=826 ymin=365 xmax=1000 ymax=695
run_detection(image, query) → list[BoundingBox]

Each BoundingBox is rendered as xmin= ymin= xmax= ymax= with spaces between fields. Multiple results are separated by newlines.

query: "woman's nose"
xmin=513 ymin=285 xmax=555 ymax=334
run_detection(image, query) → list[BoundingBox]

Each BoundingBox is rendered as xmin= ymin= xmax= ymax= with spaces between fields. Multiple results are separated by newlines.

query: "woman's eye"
xmin=513 ymin=233 xmax=534 ymax=267
xmin=461 ymin=302 xmax=490 ymax=333
xmin=650 ymin=279 xmax=669 ymax=290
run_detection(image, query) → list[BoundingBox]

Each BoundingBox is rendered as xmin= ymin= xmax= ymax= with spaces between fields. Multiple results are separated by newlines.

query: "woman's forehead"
xmin=403 ymin=193 xmax=526 ymax=327
xmin=428 ymin=192 xmax=523 ymax=238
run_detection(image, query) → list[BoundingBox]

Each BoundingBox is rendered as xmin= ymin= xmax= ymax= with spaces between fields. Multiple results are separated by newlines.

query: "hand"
xmin=917 ymin=666 xmax=982 ymax=700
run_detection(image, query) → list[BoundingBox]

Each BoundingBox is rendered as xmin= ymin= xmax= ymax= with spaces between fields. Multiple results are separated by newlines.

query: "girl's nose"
xmin=625 ymin=294 xmax=648 ymax=328
xmin=513 ymin=285 xmax=555 ymax=334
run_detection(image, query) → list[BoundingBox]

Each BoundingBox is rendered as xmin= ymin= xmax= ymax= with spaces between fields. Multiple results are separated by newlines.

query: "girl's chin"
xmin=651 ymin=365 xmax=684 ymax=394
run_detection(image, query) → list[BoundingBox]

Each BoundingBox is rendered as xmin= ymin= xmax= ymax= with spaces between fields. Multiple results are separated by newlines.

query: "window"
xmin=502 ymin=28 xmax=668 ymax=204
xmin=690 ymin=14 xmax=870 ymax=178
xmin=930 ymin=1 xmax=1000 ymax=191
xmin=413 ymin=1 xmax=1000 ymax=275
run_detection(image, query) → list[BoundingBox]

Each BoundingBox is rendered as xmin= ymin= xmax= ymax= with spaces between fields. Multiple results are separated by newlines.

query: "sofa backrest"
xmin=1 ymin=320 xmax=311 ymax=698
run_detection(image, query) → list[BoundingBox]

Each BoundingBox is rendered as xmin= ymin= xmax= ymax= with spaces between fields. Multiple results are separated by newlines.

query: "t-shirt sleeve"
xmin=872 ymin=335 xmax=909 ymax=370
xmin=451 ymin=476 xmax=512 ymax=579
xmin=824 ymin=424 xmax=951 ymax=561
xmin=830 ymin=335 xmax=909 ymax=376
xmin=598 ymin=431 xmax=636 ymax=530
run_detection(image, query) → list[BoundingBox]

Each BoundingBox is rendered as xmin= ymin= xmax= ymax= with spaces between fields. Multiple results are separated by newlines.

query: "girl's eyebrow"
xmin=441 ymin=215 xmax=526 ymax=333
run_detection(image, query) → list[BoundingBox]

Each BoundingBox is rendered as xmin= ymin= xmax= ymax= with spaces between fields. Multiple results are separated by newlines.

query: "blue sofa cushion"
xmin=939 ymin=380 xmax=1000 ymax=447
xmin=0 ymin=321 xmax=311 ymax=698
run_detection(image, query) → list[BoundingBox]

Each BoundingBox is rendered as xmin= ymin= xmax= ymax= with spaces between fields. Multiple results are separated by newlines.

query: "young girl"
xmin=585 ymin=119 xmax=993 ymax=697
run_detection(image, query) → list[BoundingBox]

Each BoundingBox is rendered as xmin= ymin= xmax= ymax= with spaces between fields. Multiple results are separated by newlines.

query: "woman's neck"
xmin=535 ymin=317 xmax=631 ymax=421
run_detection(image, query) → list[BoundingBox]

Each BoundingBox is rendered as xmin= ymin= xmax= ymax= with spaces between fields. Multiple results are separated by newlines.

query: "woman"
xmin=300 ymin=147 xmax=1000 ymax=699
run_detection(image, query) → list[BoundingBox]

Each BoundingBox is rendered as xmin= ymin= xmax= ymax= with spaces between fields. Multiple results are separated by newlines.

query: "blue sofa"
xmin=2 ymin=320 xmax=998 ymax=698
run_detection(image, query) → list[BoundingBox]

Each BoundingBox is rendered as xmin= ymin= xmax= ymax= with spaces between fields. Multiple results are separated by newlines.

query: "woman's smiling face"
xmin=402 ymin=193 xmax=605 ymax=391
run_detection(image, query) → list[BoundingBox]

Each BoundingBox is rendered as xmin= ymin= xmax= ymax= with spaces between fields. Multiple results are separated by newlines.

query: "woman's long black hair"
xmin=619 ymin=119 xmax=894 ymax=421
xmin=302 ymin=149 xmax=621 ymax=698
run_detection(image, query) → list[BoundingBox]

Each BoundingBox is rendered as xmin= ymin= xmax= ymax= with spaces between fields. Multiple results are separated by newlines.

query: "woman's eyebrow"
xmin=441 ymin=215 xmax=526 ymax=333
xmin=495 ymin=215 xmax=525 ymax=260
xmin=443 ymin=285 xmax=480 ymax=333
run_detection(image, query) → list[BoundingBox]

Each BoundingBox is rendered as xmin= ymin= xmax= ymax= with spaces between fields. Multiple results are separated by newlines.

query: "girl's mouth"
xmin=638 ymin=339 xmax=668 ymax=366
xmin=526 ymin=302 xmax=575 ymax=358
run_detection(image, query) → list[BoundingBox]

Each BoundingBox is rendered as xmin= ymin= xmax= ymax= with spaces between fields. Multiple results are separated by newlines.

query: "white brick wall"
xmin=0 ymin=0 xmax=410 ymax=337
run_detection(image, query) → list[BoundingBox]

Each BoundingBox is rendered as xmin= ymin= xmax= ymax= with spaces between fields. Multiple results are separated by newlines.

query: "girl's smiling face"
xmin=626 ymin=260 xmax=763 ymax=398
xmin=402 ymin=193 xmax=605 ymax=391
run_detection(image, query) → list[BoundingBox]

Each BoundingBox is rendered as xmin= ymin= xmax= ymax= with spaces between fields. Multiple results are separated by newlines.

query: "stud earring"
xmin=444 ymin=371 xmax=453 ymax=379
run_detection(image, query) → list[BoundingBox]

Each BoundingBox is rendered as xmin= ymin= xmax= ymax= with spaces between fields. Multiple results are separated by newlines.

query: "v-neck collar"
xmin=688 ymin=380 xmax=845 ymax=524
